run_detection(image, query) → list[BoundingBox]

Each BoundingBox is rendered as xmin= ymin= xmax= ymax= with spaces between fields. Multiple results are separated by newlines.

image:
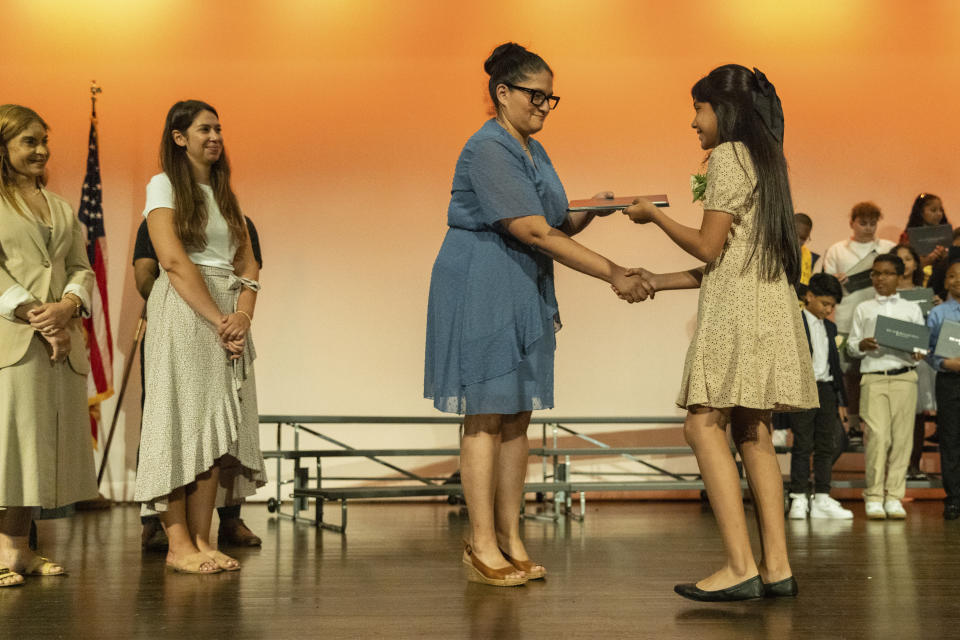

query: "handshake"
xmin=612 ymin=267 xmax=657 ymax=303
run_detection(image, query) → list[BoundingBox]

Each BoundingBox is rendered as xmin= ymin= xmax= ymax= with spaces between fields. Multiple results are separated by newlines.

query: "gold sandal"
xmin=0 ymin=567 xmax=24 ymax=588
xmin=205 ymin=550 xmax=241 ymax=571
xmin=166 ymin=552 xmax=222 ymax=574
xmin=23 ymin=556 xmax=65 ymax=577
xmin=462 ymin=542 xmax=527 ymax=587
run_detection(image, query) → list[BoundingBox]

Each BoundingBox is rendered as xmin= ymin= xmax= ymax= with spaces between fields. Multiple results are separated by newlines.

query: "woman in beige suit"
xmin=0 ymin=104 xmax=97 ymax=587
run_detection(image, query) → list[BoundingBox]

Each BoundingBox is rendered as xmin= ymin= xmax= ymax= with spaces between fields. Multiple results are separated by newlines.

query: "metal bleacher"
xmin=259 ymin=415 xmax=943 ymax=533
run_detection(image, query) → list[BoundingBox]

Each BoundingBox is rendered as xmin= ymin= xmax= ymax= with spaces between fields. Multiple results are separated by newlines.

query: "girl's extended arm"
xmin=623 ymin=199 xmax=732 ymax=263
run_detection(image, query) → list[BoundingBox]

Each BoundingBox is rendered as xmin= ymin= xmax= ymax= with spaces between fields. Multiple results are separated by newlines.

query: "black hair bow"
xmin=752 ymin=67 xmax=784 ymax=143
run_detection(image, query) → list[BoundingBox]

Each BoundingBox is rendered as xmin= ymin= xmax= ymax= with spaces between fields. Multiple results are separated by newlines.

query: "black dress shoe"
xmin=945 ymin=504 xmax=960 ymax=521
xmin=763 ymin=576 xmax=798 ymax=598
xmin=674 ymin=575 xmax=763 ymax=602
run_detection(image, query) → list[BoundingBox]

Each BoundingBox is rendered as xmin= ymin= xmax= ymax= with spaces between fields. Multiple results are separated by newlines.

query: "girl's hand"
xmin=611 ymin=269 xmax=655 ymax=303
xmin=219 ymin=312 xmax=251 ymax=342
xmin=623 ymin=267 xmax=658 ymax=293
xmin=591 ymin=191 xmax=617 ymax=217
xmin=933 ymin=294 xmax=943 ymax=306
xmin=622 ymin=198 xmax=658 ymax=224
xmin=921 ymin=246 xmax=947 ymax=267
xmin=859 ymin=337 xmax=879 ymax=351
xmin=28 ymin=300 xmax=75 ymax=334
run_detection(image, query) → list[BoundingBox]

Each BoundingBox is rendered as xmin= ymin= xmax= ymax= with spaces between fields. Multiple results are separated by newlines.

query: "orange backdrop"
xmin=5 ymin=0 xmax=959 ymax=497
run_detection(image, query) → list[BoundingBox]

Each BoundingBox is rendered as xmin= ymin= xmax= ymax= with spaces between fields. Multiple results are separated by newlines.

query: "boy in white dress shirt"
xmin=787 ymin=274 xmax=854 ymax=520
xmin=846 ymin=254 xmax=926 ymax=519
xmin=823 ymin=202 xmax=897 ymax=448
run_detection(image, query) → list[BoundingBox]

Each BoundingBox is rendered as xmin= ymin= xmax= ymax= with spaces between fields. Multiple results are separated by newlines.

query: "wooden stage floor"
xmin=3 ymin=499 xmax=958 ymax=639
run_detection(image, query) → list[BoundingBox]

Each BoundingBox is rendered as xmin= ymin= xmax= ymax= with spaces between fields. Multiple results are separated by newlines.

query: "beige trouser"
xmin=860 ymin=369 xmax=917 ymax=503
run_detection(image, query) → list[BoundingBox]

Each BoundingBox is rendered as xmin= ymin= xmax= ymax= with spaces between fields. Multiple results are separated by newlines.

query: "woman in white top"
xmin=135 ymin=100 xmax=265 ymax=574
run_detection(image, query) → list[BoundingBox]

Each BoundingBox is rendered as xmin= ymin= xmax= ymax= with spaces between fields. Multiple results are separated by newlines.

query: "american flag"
xmin=77 ymin=116 xmax=114 ymax=444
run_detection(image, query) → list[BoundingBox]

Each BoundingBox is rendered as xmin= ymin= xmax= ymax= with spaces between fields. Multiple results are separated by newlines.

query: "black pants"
xmin=935 ymin=372 xmax=960 ymax=507
xmin=788 ymin=382 xmax=844 ymax=494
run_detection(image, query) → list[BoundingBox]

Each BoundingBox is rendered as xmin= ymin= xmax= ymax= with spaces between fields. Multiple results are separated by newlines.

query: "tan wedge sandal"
xmin=499 ymin=547 xmax=546 ymax=580
xmin=462 ymin=542 xmax=527 ymax=587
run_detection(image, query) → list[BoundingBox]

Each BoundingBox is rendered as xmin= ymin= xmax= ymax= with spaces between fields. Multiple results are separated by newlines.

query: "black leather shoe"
xmin=945 ymin=504 xmax=960 ymax=521
xmin=763 ymin=576 xmax=798 ymax=598
xmin=674 ymin=575 xmax=763 ymax=602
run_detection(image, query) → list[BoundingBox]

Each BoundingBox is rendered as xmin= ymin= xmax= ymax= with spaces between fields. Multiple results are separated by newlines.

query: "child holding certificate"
xmin=926 ymin=260 xmax=960 ymax=520
xmin=846 ymin=254 xmax=925 ymax=520
xmin=621 ymin=64 xmax=817 ymax=601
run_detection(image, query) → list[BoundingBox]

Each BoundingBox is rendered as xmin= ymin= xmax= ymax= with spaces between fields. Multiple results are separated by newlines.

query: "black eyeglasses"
xmin=504 ymin=83 xmax=560 ymax=109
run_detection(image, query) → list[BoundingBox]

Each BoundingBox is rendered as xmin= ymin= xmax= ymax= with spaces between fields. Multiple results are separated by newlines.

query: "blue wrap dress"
xmin=425 ymin=119 xmax=568 ymax=415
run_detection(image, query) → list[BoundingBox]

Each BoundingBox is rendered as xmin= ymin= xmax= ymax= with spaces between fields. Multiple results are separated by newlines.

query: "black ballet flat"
xmin=763 ymin=576 xmax=798 ymax=598
xmin=674 ymin=575 xmax=763 ymax=602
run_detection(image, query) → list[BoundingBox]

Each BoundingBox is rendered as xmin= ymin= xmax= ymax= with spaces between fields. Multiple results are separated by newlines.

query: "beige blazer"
xmin=0 ymin=189 xmax=94 ymax=372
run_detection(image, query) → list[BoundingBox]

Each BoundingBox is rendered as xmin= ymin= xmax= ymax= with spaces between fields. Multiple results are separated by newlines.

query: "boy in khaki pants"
xmin=846 ymin=254 xmax=925 ymax=519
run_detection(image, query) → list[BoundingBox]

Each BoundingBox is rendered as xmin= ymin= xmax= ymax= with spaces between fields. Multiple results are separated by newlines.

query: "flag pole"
xmin=97 ymin=304 xmax=146 ymax=487
xmin=76 ymin=79 xmax=112 ymax=509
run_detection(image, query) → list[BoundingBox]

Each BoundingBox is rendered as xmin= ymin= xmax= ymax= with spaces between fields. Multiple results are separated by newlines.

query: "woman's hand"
xmin=622 ymin=198 xmax=659 ymax=225
xmin=611 ymin=268 xmax=655 ymax=303
xmin=28 ymin=300 xmax=75 ymax=335
xmin=40 ymin=327 xmax=72 ymax=362
xmin=218 ymin=312 xmax=251 ymax=342
xmin=591 ymin=191 xmax=617 ymax=217
xmin=222 ymin=336 xmax=246 ymax=361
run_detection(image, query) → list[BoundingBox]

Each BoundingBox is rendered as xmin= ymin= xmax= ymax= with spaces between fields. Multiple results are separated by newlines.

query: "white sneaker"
xmin=772 ymin=430 xmax=789 ymax=448
xmin=810 ymin=494 xmax=854 ymax=519
xmin=788 ymin=493 xmax=809 ymax=519
xmin=884 ymin=500 xmax=907 ymax=519
xmin=865 ymin=502 xmax=886 ymax=520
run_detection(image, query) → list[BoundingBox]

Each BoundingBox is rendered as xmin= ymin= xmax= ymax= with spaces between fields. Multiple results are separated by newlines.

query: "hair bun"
xmin=484 ymin=42 xmax=526 ymax=75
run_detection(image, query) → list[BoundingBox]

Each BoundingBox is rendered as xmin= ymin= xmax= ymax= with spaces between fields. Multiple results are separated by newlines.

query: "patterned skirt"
xmin=134 ymin=265 xmax=266 ymax=511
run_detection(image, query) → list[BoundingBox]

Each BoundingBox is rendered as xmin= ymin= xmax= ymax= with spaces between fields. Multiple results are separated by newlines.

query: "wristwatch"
xmin=66 ymin=294 xmax=82 ymax=318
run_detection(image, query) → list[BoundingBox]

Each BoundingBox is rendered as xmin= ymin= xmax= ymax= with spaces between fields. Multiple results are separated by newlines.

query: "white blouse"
xmin=143 ymin=173 xmax=236 ymax=270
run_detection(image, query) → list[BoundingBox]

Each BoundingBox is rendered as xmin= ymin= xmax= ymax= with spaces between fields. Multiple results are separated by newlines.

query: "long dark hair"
xmin=692 ymin=65 xmax=799 ymax=284
xmin=484 ymin=42 xmax=552 ymax=115
xmin=890 ymin=243 xmax=924 ymax=286
xmin=905 ymin=192 xmax=948 ymax=230
xmin=159 ymin=100 xmax=244 ymax=251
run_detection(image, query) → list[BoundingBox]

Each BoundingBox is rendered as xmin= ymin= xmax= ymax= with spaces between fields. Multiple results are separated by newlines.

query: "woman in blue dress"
xmin=425 ymin=42 xmax=652 ymax=586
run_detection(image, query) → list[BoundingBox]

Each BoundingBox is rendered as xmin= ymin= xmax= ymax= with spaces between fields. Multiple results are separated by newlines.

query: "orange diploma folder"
xmin=567 ymin=194 xmax=669 ymax=212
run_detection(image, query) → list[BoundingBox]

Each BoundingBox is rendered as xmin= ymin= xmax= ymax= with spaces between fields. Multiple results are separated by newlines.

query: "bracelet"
xmin=236 ymin=310 xmax=252 ymax=323
xmin=63 ymin=294 xmax=82 ymax=318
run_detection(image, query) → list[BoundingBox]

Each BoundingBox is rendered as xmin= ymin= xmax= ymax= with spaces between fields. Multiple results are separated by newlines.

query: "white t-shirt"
xmin=142 ymin=173 xmax=236 ymax=270
xmin=821 ymin=238 xmax=896 ymax=276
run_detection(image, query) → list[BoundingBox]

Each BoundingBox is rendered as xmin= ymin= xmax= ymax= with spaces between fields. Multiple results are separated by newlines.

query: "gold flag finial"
xmin=90 ymin=80 xmax=102 ymax=117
